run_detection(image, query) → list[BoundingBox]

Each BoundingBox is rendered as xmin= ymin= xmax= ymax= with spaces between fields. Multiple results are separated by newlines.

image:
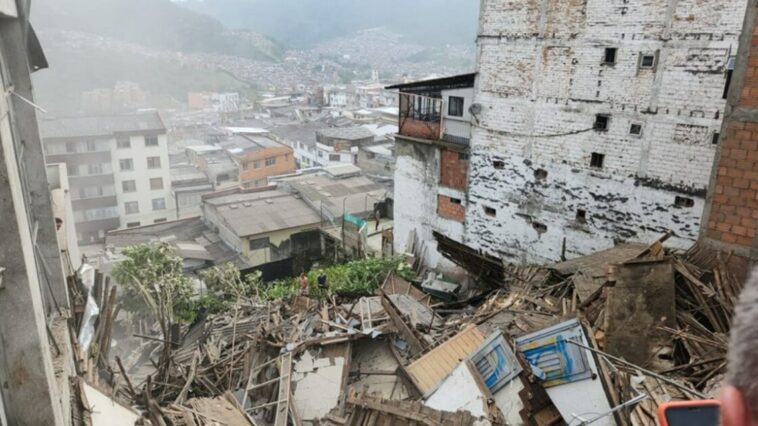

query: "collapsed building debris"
xmin=65 ymin=232 xmax=744 ymax=426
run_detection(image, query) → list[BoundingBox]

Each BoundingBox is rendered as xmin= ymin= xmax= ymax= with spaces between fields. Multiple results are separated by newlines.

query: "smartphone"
xmin=658 ymin=400 xmax=720 ymax=426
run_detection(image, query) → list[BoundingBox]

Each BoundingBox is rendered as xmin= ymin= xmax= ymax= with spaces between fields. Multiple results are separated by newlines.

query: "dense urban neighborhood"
xmin=1 ymin=0 xmax=758 ymax=425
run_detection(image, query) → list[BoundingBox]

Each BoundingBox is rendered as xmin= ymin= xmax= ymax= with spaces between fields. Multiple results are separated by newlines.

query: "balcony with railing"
xmin=388 ymin=73 xmax=476 ymax=145
xmin=398 ymin=93 xmax=443 ymax=141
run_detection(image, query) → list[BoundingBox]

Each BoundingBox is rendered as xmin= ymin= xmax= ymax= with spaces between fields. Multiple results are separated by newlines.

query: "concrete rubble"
xmin=66 ymin=232 xmax=742 ymax=426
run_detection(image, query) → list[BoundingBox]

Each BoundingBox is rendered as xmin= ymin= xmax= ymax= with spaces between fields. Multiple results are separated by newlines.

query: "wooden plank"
xmin=380 ymin=292 xmax=426 ymax=357
xmin=273 ymin=352 xmax=293 ymax=426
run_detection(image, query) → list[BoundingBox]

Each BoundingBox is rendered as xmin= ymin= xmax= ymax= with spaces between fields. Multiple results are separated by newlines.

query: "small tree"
xmin=112 ymin=243 xmax=194 ymax=345
xmin=198 ymin=262 xmax=262 ymax=303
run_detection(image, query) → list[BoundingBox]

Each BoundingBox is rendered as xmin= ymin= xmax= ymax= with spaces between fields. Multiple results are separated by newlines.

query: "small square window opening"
xmin=712 ymin=132 xmax=720 ymax=145
xmin=604 ymin=48 xmax=617 ymax=65
xmin=675 ymin=196 xmax=694 ymax=208
xmin=576 ymin=209 xmax=587 ymax=223
xmin=493 ymin=160 xmax=505 ymax=169
xmin=640 ymin=54 xmax=656 ymax=69
xmin=448 ymin=96 xmax=465 ymax=117
xmin=629 ymin=123 xmax=643 ymax=136
xmin=590 ymin=153 xmax=605 ymax=169
xmin=534 ymin=169 xmax=548 ymax=181
xmin=594 ymin=114 xmax=610 ymax=131
xmin=484 ymin=206 xmax=496 ymax=217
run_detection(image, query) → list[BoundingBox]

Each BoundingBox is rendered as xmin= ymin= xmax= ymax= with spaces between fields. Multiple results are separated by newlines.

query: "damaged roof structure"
xmin=69 ymin=230 xmax=743 ymax=426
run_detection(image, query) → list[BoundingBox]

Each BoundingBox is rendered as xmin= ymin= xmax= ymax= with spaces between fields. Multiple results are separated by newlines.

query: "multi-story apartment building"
xmin=460 ymin=0 xmax=749 ymax=263
xmin=41 ymin=112 xmax=174 ymax=243
xmin=387 ymin=74 xmax=475 ymax=271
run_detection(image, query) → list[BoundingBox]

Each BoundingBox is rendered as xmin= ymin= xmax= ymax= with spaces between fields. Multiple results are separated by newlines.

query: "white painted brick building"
xmin=464 ymin=0 xmax=748 ymax=263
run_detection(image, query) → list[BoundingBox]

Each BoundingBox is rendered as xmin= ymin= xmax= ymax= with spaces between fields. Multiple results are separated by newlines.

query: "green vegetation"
xmin=258 ymin=256 xmax=415 ymax=300
xmin=114 ymin=243 xmax=414 ymax=324
xmin=112 ymin=243 xmax=195 ymax=326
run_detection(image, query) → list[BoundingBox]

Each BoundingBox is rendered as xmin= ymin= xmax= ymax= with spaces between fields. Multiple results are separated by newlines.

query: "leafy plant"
xmin=112 ymin=243 xmax=195 ymax=324
xmin=198 ymin=263 xmax=263 ymax=302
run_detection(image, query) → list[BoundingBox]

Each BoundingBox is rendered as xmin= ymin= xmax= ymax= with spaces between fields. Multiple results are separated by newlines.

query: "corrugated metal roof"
xmin=217 ymin=194 xmax=320 ymax=237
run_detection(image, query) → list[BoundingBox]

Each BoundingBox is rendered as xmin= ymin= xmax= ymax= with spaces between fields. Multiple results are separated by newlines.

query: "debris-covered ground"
xmin=68 ymin=233 xmax=743 ymax=426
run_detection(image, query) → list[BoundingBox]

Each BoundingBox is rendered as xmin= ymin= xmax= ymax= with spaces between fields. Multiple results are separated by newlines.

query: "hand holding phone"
xmin=658 ymin=400 xmax=720 ymax=426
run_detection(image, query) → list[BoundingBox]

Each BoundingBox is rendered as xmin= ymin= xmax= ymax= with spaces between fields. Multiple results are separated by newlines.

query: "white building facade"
xmin=41 ymin=112 xmax=175 ymax=243
xmin=112 ymin=132 xmax=174 ymax=228
xmin=464 ymin=0 xmax=748 ymax=263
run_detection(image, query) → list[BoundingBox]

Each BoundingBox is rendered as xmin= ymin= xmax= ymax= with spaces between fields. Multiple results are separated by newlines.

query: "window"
xmin=674 ymin=196 xmax=694 ymax=208
xmin=124 ymin=201 xmax=139 ymax=214
xmin=126 ymin=222 xmax=141 ymax=228
xmin=603 ymin=48 xmax=617 ymax=65
xmin=145 ymin=136 xmax=159 ymax=147
xmin=249 ymin=237 xmax=270 ymax=251
xmin=590 ymin=152 xmax=605 ymax=169
xmin=576 ymin=209 xmax=587 ymax=223
xmin=450 ymin=197 xmax=462 ymax=205
xmin=119 ymin=159 xmax=134 ymax=171
xmin=117 ymin=137 xmax=131 ymax=149
xmin=242 ymin=161 xmax=249 ymax=171
xmin=122 ymin=180 xmax=137 ymax=193
xmin=493 ymin=160 xmax=505 ymax=169
xmin=594 ymin=114 xmax=610 ymax=131
xmin=534 ymin=169 xmax=548 ymax=180
xmin=152 ymin=198 xmax=166 ymax=211
xmin=639 ymin=53 xmax=657 ymax=69
xmin=712 ymin=132 xmax=720 ymax=145
xmin=459 ymin=153 xmax=470 ymax=161
xmin=150 ymin=177 xmax=163 ymax=190
xmin=147 ymin=156 xmax=161 ymax=169
xmin=329 ymin=154 xmax=341 ymax=162
xmin=66 ymin=142 xmax=78 ymax=153
xmin=265 ymin=157 xmax=276 ymax=166
xmin=484 ymin=206 xmax=497 ymax=217
xmin=88 ymin=163 xmax=104 ymax=175
xmin=253 ymin=160 xmax=262 ymax=169
xmin=532 ymin=222 xmax=548 ymax=233
xmin=154 ymin=218 xmax=168 ymax=224
xmin=87 ymin=140 xmax=98 ymax=151
xmin=723 ymin=56 xmax=736 ymax=99
xmin=629 ymin=123 xmax=643 ymax=136
xmin=448 ymin=96 xmax=465 ymax=117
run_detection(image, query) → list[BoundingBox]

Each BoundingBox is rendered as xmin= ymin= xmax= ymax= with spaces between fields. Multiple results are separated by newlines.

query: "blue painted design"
xmin=482 ymin=346 xmax=509 ymax=388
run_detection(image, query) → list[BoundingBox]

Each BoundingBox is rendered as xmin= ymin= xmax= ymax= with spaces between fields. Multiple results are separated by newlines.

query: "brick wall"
xmin=437 ymin=195 xmax=466 ymax=222
xmin=399 ymin=118 xmax=441 ymax=141
xmin=703 ymin=11 xmax=758 ymax=254
xmin=439 ymin=148 xmax=468 ymax=190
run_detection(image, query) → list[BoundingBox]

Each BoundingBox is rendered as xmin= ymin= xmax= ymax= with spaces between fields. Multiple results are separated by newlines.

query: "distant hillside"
xmin=176 ymin=0 xmax=480 ymax=48
xmin=32 ymin=32 xmax=255 ymax=113
xmin=32 ymin=0 xmax=282 ymax=61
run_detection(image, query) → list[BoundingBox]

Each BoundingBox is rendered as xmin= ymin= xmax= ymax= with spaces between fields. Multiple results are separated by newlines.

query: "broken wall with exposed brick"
xmin=465 ymin=0 xmax=748 ymax=263
xmin=394 ymin=138 xmax=467 ymax=272
xmin=701 ymin=2 xmax=758 ymax=262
